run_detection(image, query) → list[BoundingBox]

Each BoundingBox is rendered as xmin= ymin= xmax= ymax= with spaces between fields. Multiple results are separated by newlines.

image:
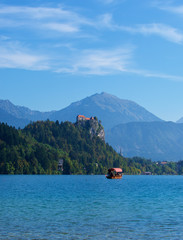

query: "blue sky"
xmin=1 ymin=0 xmax=183 ymax=121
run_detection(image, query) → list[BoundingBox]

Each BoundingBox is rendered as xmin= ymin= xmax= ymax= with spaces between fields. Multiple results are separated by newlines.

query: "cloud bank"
xmin=0 ymin=3 xmax=182 ymax=81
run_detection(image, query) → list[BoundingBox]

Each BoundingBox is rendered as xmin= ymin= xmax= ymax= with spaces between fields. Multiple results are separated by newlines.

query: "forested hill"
xmin=0 ymin=120 xmax=124 ymax=174
xmin=0 ymin=120 xmax=183 ymax=175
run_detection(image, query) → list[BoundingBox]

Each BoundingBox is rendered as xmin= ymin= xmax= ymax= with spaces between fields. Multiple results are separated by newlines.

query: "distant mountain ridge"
xmin=49 ymin=92 xmax=163 ymax=130
xmin=177 ymin=117 xmax=183 ymax=123
xmin=106 ymin=121 xmax=183 ymax=161
xmin=2 ymin=92 xmax=183 ymax=161
xmin=0 ymin=99 xmax=53 ymax=122
xmin=0 ymin=108 xmax=29 ymax=129
xmin=0 ymin=93 xmax=162 ymax=129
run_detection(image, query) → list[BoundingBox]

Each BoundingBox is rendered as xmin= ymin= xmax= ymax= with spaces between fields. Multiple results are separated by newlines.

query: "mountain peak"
xmin=51 ymin=92 xmax=162 ymax=130
xmin=0 ymin=93 xmax=163 ymax=130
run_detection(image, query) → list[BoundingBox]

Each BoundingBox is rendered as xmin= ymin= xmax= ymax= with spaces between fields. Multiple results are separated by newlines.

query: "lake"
xmin=0 ymin=175 xmax=183 ymax=239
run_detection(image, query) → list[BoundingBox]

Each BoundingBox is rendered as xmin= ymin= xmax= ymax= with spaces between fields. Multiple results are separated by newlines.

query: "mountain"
xmin=1 ymin=94 xmax=183 ymax=162
xmin=0 ymin=93 xmax=162 ymax=129
xmin=0 ymin=108 xmax=29 ymax=129
xmin=106 ymin=121 xmax=183 ymax=161
xmin=177 ymin=117 xmax=183 ymax=123
xmin=0 ymin=99 xmax=53 ymax=128
xmin=50 ymin=92 xmax=162 ymax=130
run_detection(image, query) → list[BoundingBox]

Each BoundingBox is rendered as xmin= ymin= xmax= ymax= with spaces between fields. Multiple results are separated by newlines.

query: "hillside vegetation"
xmin=0 ymin=120 xmax=183 ymax=175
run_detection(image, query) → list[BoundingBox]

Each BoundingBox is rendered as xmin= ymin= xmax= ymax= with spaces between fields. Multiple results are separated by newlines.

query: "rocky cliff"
xmin=76 ymin=115 xmax=105 ymax=141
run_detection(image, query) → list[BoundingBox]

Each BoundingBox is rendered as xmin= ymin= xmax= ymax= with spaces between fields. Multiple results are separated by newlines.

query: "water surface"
xmin=1 ymin=175 xmax=183 ymax=239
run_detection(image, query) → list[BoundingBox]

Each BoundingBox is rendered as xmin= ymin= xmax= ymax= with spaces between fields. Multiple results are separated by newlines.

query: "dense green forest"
xmin=0 ymin=120 xmax=183 ymax=175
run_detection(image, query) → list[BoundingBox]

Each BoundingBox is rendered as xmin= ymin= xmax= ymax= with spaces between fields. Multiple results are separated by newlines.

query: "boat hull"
xmin=106 ymin=175 xmax=122 ymax=179
xmin=106 ymin=168 xmax=123 ymax=179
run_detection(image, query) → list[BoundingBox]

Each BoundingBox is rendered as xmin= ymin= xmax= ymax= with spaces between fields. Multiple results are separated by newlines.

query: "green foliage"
xmin=0 ymin=120 xmax=182 ymax=175
xmin=0 ymin=122 xmax=61 ymax=174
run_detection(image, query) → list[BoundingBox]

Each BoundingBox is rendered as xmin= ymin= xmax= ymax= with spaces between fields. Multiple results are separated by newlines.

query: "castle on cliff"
xmin=76 ymin=115 xmax=105 ymax=141
xmin=76 ymin=115 xmax=94 ymax=122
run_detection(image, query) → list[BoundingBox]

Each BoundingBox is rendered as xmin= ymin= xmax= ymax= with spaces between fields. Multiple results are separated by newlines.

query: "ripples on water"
xmin=1 ymin=175 xmax=183 ymax=239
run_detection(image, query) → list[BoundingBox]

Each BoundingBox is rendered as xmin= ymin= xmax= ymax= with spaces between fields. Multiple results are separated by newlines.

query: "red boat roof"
xmin=108 ymin=168 xmax=122 ymax=172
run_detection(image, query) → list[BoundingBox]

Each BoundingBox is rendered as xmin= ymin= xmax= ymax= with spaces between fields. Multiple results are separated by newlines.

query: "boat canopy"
xmin=108 ymin=168 xmax=122 ymax=173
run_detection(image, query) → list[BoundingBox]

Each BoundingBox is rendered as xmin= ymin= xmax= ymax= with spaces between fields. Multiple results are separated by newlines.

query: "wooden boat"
xmin=106 ymin=168 xmax=122 ymax=179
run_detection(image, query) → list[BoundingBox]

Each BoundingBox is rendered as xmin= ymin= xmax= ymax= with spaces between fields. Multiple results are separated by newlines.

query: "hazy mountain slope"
xmin=0 ymin=93 xmax=162 ymax=129
xmin=106 ymin=121 xmax=183 ymax=161
xmin=177 ymin=117 xmax=183 ymax=123
xmin=0 ymin=93 xmax=161 ymax=130
xmin=0 ymin=109 xmax=29 ymax=128
xmin=0 ymin=99 xmax=52 ymax=122
xmin=50 ymin=92 xmax=162 ymax=130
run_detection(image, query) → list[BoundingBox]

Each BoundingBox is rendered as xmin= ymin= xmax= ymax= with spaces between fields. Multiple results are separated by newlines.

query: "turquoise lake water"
xmin=1 ymin=175 xmax=183 ymax=239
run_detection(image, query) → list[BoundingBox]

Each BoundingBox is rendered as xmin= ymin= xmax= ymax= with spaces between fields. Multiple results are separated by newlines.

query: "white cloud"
xmin=0 ymin=5 xmax=93 ymax=34
xmin=166 ymin=6 xmax=183 ymax=14
xmin=128 ymin=68 xmax=183 ymax=82
xmin=1 ymin=4 xmax=182 ymax=44
xmin=55 ymin=47 xmax=183 ymax=81
xmin=43 ymin=23 xmax=79 ymax=33
xmin=54 ymin=45 xmax=183 ymax=81
xmin=98 ymin=14 xmax=114 ymax=29
xmin=0 ymin=6 xmax=76 ymax=20
xmin=97 ymin=14 xmax=183 ymax=44
xmin=1 ymin=38 xmax=182 ymax=82
xmin=0 ymin=41 xmax=49 ymax=70
xmin=153 ymin=1 xmax=183 ymax=15
xmin=1 ymin=3 xmax=183 ymax=81
xmin=56 ymin=47 xmax=133 ymax=75
xmin=133 ymin=23 xmax=183 ymax=44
